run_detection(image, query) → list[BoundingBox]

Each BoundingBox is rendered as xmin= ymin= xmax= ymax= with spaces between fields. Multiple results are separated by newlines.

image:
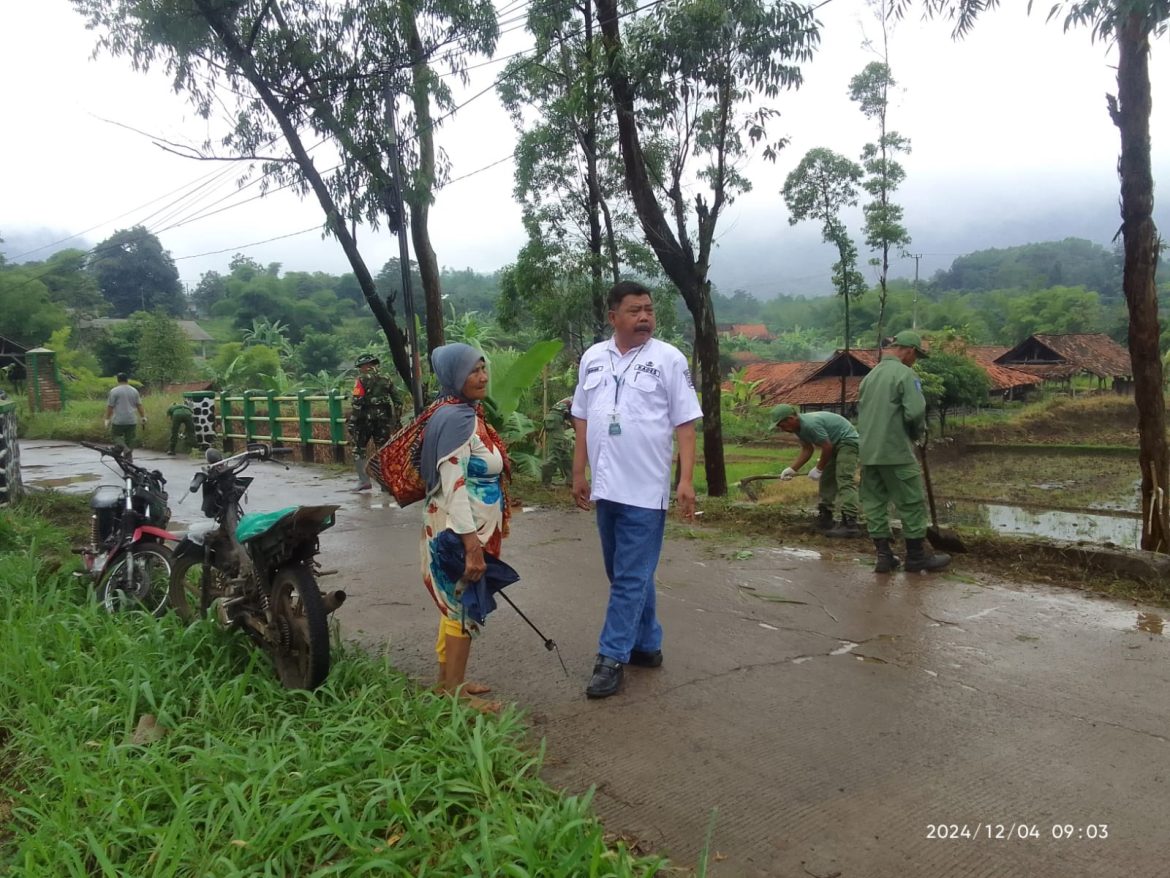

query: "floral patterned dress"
xmin=420 ymin=420 xmax=508 ymax=637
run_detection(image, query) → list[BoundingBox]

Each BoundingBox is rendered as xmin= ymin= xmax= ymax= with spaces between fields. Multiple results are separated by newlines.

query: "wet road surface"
xmin=18 ymin=440 xmax=1170 ymax=877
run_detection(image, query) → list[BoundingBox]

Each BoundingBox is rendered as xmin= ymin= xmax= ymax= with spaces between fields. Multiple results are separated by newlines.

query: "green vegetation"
xmin=0 ymin=498 xmax=665 ymax=876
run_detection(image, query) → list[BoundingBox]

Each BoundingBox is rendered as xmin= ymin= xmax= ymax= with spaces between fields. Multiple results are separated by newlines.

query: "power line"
xmin=172 ymin=226 xmax=322 ymax=261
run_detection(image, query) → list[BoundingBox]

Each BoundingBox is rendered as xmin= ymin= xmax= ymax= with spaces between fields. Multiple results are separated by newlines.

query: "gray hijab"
xmin=420 ymin=343 xmax=484 ymax=494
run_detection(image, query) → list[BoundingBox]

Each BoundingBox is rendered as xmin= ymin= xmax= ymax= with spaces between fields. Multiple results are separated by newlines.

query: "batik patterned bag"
xmin=366 ymin=398 xmax=453 ymax=506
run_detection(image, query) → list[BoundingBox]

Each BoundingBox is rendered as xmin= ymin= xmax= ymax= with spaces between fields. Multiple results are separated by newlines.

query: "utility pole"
xmin=383 ymin=83 xmax=424 ymax=416
xmin=908 ymin=252 xmax=923 ymax=330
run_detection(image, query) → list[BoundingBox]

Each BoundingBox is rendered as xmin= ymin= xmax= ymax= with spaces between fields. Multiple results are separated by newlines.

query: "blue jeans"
xmin=595 ymin=499 xmax=666 ymax=664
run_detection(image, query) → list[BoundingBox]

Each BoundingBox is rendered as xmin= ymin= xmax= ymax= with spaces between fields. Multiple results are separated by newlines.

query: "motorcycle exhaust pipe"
xmin=321 ymin=590 xmax=347 ymax=613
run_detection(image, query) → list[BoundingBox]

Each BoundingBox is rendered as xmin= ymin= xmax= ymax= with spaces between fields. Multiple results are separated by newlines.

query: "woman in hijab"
xmin=419 ymin=343 xmax=511 ymax=711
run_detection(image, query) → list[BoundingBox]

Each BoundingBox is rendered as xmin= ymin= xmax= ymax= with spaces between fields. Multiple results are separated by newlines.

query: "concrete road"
xmin=19 ymin=440 xmax=1170 ymax=877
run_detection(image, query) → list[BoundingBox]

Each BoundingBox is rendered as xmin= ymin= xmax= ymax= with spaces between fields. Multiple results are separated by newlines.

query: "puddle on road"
xmin=27 ymin=474 xmax=100 ymax=488
xmin=761 ymin=546 xmax=822 ymax=561
xmin=1135 ymin=612 xmax=1164 ymax=635
xmin=950 ymin=501 xmax=1141 ymax=549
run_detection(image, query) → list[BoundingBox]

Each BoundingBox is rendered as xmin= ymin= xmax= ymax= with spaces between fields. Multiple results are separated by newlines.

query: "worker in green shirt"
xmin=166 ymin=401 xmax=196 ymax=455
xmin=857 ymin=330 xmax=950 ymax=574
xmin=771 ymin=404 xmax=861 ymax=538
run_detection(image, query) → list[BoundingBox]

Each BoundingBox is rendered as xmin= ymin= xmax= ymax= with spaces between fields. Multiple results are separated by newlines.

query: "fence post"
xmin=327 ymin=389 xmax=346 ymax=464
xmin=264 ymin=390 xmax=281 ymax=447
xmin=242 ymin=390 xmax=259 ymax=444
xmin=219 ymin=391 xmax=235 ymax=452
xmin=296 ymin=389 xmax=314 ymax=463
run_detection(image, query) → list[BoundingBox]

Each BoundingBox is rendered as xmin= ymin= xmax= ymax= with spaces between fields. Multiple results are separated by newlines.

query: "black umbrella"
xmin=434 ymin=529 xmax=568 ymax=675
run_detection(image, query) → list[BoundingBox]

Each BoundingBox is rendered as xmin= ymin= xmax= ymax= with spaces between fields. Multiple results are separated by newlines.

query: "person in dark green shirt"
xmin=166 ymin=401 xmax=195 ymax=455
xmin=857 ymin=330 xmax=950 ymax=574
xmin=771 ymin=404 xmax=861 ymax=537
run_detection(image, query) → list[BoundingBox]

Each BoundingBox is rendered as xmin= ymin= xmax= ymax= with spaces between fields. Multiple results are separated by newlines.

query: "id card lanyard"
xmin=607 ymin=343 xmax=645 ymax=436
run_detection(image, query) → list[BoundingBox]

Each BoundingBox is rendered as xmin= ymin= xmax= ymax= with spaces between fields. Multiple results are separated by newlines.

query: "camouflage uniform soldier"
xmin=541 ymin=397 xmax=575 ymax=486
xmin=348 ymin=354 xmax=402 ymax=492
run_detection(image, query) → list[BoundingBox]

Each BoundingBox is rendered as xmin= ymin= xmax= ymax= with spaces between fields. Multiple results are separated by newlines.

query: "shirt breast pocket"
xmin=582 ymin=371 xmax=609 ymax=414
xmin=628 ymin=371 xmax=666 ymax=419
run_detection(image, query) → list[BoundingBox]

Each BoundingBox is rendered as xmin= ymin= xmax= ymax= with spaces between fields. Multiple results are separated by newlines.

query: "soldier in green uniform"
xmin=541 ymin=397 xmax=574 ymax=486
xmin=857 ymin=330 xmax=950 ymax=573
xmin=771 ymin=404 xmax=861 ymax=537
xmin=347 ymin=353 xmax=402 ymax=492
xmin=166 ymin=401 xmax=196 ymax=455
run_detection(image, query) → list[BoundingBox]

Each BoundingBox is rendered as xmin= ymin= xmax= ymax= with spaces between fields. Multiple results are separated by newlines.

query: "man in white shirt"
xmin=571 ymin=280 xmax=703 ymax=698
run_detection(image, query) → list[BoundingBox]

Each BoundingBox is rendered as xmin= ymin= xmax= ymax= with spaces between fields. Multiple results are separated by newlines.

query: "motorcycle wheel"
xmin=168 ymin=554 xmax=227 ymax=623
xmin=268 ymin=565 xmax=330 ymax=690
xmin=97 ymin=544 xmax=175 ymax=617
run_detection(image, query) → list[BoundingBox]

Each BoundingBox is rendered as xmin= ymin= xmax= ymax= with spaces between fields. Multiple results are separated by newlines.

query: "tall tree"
xmin=895 ymin=0 xmax=1170 ymax=551
xmin=71 ymin=0 xmax=497 ymax=387
xmin=849 ymin=46 xmax=911 ymax=346
xmin=135 ymin=311 xmax=196 ymax=388
xmin=87 ymin=227 xmax=184 ymax=317
xmin=782 ymin=148 xmax=866 ymax=410
xmin=499 ymin=0 xmax=650 ymax=341
xmin=595 ymin=0 xmax=820 ymax=496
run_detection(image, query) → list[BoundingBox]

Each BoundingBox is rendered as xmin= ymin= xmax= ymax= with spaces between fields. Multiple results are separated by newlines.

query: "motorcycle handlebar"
xmin=81 ymin=440 xmax=159 ymax=480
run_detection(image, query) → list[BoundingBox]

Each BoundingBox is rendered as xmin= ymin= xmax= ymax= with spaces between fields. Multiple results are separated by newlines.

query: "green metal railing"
xmin=186 ymin=390 xmax=349 ymax=463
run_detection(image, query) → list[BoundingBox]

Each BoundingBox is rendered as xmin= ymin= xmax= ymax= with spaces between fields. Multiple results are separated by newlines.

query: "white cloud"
xmin=2 ymin=1 xmax=1165 ymax=295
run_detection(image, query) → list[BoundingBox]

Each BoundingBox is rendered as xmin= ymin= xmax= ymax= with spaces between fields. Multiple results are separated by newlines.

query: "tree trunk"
xmin=192 ymin=0 xmax=413 ymax=387
xmin=842 ymin=289 xmax=850 ymax=412
xmin=405 ymin=9 xmax=446 ymax=354
xmin=595 ymin=0 xmax=727 ymax=496
xmin=1113 ymin=15 xmax=1169 ymax=552
xmin=693 ymin=280 xmax=727 ymax=496
xmin=582 ymin=0 xmax=607 ymax=342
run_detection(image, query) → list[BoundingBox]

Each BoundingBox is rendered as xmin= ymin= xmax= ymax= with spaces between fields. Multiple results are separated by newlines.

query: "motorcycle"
xmin=167 ymin=442 xmax=345 ymax=690
xmin=77 ymin=441 xmax=179 ymax=615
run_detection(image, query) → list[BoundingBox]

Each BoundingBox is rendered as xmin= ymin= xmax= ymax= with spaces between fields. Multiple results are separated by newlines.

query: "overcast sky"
xmin=3 ymin=1 xmax=1168 ymax=297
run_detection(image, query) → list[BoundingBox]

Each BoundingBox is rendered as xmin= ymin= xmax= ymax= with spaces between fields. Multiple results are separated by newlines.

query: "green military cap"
xmin=889 ymin=330 xmax=929 ymax=357
xmin=770 ymin=403 xmax=799 ymax=426
xmin=354 ymin=353 xmax=380 ymax=367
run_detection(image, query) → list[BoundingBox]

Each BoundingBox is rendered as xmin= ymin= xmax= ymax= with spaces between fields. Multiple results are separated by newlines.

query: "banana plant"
xmin=480 ymin=339 xmax=564 ymax=474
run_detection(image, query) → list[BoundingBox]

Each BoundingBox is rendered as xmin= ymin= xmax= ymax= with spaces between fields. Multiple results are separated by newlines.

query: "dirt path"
xmin=20 ymin=440 xmax=1170 ymax=877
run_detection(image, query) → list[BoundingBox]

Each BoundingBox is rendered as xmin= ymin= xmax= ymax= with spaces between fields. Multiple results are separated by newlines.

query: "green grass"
xmin=17 ymin=397 xmax=183 ymax=452
xmin=0 ymin=497 xmax=666 ymax=876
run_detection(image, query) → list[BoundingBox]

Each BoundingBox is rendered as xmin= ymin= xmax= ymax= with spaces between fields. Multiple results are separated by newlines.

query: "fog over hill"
xmin=706 ymin=170 xmax=1170 ymax=299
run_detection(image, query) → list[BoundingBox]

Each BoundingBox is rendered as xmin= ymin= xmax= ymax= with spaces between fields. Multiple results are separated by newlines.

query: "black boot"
xmin=904 ymin=537 xmax=951 ymax=573
xmin=826 ymin=514 xmax=863 ymax=538
xmin=813 ymin=505 xmax=834 ymax=532
xmin=873 ymin=538 xmax=901 ymax=573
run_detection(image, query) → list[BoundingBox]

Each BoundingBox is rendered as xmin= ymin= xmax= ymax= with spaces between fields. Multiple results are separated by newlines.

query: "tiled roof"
xmin=776 ymin=375 xmax=864 ymax=405
xmin=730 ymin=323 xmax=773 ymax=340
xmin=996 ymin=333 xmax=1132 ymax=379
xmin=738 ymin=361 xmax=823 ymax=403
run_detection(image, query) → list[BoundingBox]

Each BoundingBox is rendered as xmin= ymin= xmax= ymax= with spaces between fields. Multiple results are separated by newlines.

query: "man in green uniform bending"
xmin=771 ymin=404 xmax=861 ymax=538
xmin=857 ymin=331 xmax=950 ymax=574
xmin=166 ymin=401 xmax=196 ymax=455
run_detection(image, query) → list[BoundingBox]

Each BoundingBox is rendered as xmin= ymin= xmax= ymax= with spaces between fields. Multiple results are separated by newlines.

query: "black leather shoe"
xmin=585 ymin=655 xmax=624 ymax=698
xmin=628 ymin=649 xmax=663 ymax=668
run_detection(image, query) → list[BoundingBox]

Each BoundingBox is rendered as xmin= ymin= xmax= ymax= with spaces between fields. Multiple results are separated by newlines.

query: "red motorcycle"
xmin=77 ymin=441 xmax=180 ymax=615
